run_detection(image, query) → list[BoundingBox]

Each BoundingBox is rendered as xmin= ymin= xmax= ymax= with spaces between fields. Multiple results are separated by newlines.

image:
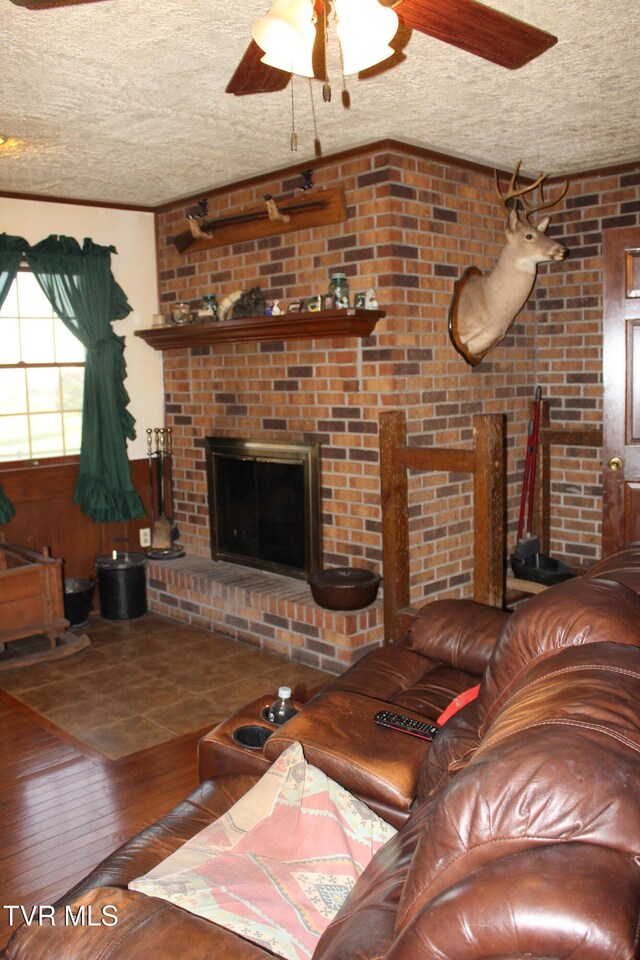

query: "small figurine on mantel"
xmin=197 ymin=293 xmax=218 ymax=322
xmin=271 ymin=299 xmax=282 ymax=315
xmin=230 ymin=286 xmax=267 ymax=319
xmin=365 ymin=288 xmax=378 ymax=309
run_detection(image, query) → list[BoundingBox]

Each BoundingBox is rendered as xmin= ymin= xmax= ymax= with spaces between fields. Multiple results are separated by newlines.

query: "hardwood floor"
xmin=0 ymin=691 xmax=204 ymax=951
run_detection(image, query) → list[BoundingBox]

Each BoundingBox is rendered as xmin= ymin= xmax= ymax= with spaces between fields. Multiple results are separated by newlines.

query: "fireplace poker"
xmin=151 ymin=427 xmax=172 ymax=551
xmin=165 ymin=428 xmax=179 ymax=542
xmin=146 ymin=428 xmax=154 ymax=519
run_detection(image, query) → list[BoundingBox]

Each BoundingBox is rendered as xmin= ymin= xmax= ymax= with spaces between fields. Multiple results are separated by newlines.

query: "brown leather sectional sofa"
xmin=5 ymin=542 xmax=640 ymax=959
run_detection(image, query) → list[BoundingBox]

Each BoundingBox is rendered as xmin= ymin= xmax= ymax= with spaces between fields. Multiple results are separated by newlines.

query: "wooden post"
xmin=379 ymin=411 xmax=410 ymax=645
xmin=472 ymin=414 xmax=506 ymax=607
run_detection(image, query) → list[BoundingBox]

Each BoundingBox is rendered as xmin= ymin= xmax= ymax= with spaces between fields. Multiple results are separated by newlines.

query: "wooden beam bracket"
xmin=380 ymin=409 xmax=506 ymax=644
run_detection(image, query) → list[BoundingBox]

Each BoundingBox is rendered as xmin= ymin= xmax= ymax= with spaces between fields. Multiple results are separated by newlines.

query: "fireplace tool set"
xmin=146 ymin=427 xmax=184 ymax=560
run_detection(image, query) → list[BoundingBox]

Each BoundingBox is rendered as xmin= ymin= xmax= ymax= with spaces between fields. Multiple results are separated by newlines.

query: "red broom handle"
xmin=526 ymin=386 xmax=542 ymax=534
xmin=517 ymin=419 xmax=534 ymax=542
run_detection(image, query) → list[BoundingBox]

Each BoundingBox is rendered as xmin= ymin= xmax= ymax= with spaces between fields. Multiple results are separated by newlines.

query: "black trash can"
xmin=95 ymin=552 xmax=147 ymax=620
xmin=63 ymin=577 xmax=95 ymax=630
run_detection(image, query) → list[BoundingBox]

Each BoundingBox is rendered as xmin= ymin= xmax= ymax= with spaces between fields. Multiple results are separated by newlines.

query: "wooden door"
xmin=602 ymin=226 xmax=640 ymax=555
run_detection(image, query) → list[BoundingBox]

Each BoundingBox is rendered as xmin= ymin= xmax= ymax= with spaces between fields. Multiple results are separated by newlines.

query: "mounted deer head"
xmin=449 ymin=162 xmax=569 ymax=366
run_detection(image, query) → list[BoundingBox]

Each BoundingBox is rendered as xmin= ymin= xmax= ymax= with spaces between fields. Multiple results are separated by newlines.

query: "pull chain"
xmin=338 ymin=33 xmax=351 ymax=108
xmin=322 ymin=0 xmax=331 ymax=102
xmin=290 ymin=73 xmax=298 ymax=151
xmin=308 ymin=78 xmax=322 ymax=157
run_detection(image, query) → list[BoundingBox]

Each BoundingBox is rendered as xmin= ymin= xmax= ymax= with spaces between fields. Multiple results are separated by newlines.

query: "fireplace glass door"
xmin=205 ymin=437 xmax=321 ymax=580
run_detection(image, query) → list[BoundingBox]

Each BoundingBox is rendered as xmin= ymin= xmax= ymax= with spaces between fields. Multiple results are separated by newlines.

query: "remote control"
xmin=373 ymin=711 xmax=439 ymax=741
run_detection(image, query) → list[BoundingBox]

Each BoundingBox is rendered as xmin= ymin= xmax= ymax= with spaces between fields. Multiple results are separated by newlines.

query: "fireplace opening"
xmin=205 ymin=437 xmax=321 ymax=580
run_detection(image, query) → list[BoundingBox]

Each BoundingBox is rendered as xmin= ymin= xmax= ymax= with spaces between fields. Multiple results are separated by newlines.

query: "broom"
xmin=512 ymin=386 xmax=542 ymax=561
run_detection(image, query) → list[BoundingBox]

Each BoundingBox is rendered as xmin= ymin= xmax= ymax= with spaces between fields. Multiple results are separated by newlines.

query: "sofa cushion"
xmin=314 ymin=598 xmax=507 ymax=726
xmin=406 ymin=598 xmax=509 ymax=675
xmin=263 ymin=692 xmax=434 ymax=822
xmin=314 ymin=648 xmax=479 ymax=723
xmin=415 ymin=699 xmax=481 ymax=800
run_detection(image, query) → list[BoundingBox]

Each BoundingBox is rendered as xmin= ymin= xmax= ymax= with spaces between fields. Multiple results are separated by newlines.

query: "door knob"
xmin=607 ymin=456 xmax=624 ymax=471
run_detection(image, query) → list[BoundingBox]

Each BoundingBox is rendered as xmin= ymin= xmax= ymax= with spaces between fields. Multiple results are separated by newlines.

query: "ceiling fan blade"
xmin=393 ymin=0 xmax=557 ymax=69
xmin=8 ymin=0 xmax=108 ymax=7
xmin=226 ymin=40 xmax=291 ymax=96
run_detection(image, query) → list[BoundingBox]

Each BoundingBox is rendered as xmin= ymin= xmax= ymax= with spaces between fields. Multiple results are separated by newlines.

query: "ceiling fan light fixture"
xmin=335 ymin=0 xmax=398 ymax=75
xmin=252 ymin=0 xmax=316 ymax=79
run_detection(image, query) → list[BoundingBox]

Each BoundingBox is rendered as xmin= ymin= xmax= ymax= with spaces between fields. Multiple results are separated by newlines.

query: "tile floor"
xmin=0 ymin=613 xmax=335 ymax=760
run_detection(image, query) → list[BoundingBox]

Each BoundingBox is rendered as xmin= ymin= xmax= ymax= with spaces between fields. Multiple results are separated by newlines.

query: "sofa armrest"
xmin=263 ymin=691 xmax=431 ymax=825
xmin=406 ymin=599 xmax=509 ymax=675
xmin=3 ymin=887 xmax=278 ymax=960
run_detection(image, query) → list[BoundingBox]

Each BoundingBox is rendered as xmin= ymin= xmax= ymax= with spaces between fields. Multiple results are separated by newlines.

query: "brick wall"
xmin=150 ymin=142 xmax=639 ymax=668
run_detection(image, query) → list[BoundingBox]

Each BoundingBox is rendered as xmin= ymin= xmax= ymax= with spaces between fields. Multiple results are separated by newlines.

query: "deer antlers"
xmin=495 ymin=160 xmax=569 ymax=217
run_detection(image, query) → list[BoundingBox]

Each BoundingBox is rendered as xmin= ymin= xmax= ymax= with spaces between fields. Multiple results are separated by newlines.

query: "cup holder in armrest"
xmin=232 ymin=724 xmax=272 ymax=750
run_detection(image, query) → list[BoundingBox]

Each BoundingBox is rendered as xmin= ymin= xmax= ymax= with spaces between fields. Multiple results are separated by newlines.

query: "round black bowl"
xmin=308 ymin=567 xmax=381 ymax=611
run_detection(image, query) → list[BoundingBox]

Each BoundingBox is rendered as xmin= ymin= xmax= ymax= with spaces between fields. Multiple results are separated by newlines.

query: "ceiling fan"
xmin=226 ymin=0 xmax=558 ymax=96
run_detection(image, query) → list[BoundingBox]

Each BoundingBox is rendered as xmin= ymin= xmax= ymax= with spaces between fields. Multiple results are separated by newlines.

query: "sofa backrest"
xmin=419 ymin=572 xmax=640 ymax=799
xmin=585 ymin=539 xmax=640 ymax=593
xmin=477 ymin=575 xmax=640 ymax=732
xmin=406 ymin=599 xmax=510 ymax=676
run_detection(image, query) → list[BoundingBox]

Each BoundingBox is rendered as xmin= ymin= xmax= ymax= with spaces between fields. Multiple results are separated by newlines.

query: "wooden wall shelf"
xmin=134 ymin=308 xmax=384 ymax=351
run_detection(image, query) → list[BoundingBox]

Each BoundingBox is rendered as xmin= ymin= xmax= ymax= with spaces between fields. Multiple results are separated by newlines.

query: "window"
xmin=0 ymin=271 xmax=85 ymax=463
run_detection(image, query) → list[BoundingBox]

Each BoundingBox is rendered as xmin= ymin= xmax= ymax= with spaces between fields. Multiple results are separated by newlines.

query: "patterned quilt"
xmin=130 ymin=742 xmax=396 ymax=960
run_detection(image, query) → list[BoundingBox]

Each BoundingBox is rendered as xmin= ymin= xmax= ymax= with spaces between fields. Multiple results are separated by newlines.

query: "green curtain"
xmin=27 ymin=235 xmax=145 ymax=522
xmin=0 ymin=234 xmax=27 ymax=523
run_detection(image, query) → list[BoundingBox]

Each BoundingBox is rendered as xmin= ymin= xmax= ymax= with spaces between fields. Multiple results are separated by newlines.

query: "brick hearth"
xmin=147 ymin=556 xmax=383 ymax=673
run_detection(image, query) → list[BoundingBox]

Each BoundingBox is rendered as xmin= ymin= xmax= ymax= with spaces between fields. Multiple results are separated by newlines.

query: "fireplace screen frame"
xmin=205 ymin=436 xmax=321 ymax=580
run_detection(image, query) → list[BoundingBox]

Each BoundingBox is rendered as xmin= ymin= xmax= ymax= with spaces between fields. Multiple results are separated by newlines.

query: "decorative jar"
xmin=328 ymin=273 xmax=350 ymax=309
xmin=171 ymin=301 xmax=192 ymax=325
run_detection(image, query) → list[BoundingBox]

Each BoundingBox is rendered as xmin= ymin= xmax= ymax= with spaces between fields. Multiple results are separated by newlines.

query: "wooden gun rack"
xmin=172 ymin=187 xmax=347 ymax=255
xmin=380 ymin=410 xmax=506 ymax=644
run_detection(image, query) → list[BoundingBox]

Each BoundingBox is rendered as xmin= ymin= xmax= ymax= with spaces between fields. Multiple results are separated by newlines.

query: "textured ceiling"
xmin=1 ymin=0 xmax=639 ymax=207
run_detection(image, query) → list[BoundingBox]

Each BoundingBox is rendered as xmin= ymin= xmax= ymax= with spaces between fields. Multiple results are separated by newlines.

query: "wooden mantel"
xmin=134 ymin=308 xmax=384 ymax=351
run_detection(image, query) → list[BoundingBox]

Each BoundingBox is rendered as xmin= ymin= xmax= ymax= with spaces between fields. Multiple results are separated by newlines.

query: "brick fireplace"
xmin=145 ymin=140 xmax=636 ymax=670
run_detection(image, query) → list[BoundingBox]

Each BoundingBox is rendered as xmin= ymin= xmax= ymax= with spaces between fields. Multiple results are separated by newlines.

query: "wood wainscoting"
xmin=0 ymin=458 xmax=153 ymax=580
